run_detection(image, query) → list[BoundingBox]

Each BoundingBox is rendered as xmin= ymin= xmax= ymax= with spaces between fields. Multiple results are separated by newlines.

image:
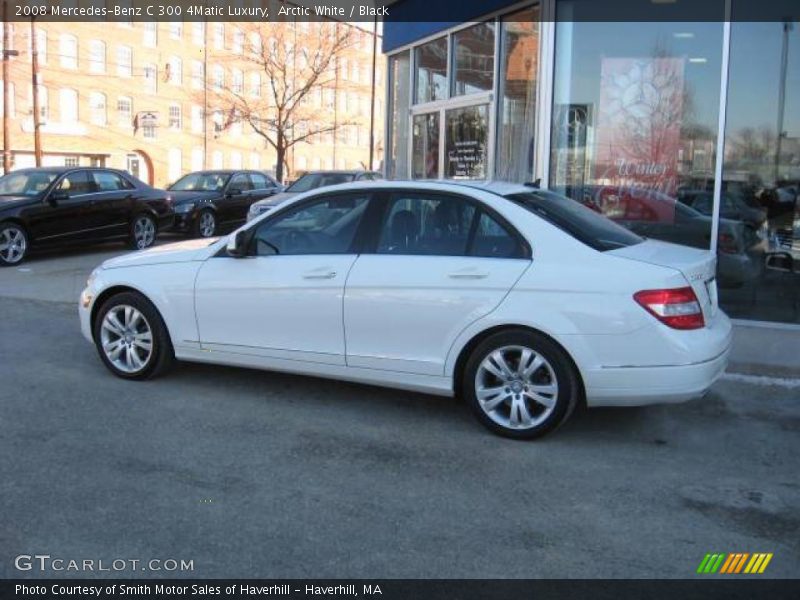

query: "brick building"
xmin=1 ymin=18 xmax=384 ymax=186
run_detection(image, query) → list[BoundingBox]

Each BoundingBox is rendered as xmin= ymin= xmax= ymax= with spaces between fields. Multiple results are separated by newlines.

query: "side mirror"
xmin=48 ymin=190 xmax=69 ymax=205
xmin=226 ymin=230 xmax=248 ymax=258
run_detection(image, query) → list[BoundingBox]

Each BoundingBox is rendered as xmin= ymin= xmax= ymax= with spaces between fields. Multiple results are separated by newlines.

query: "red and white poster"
xmin=594 ymin=57 xmax=685 ymax=198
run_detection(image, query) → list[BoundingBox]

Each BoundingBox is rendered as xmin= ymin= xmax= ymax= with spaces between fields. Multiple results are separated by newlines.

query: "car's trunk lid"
xmin=608 ymin=239 xmax=718 ymax=323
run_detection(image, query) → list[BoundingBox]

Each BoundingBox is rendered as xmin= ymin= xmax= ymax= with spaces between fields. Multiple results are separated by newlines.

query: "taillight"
xmin=633 ymin=286 xmax=705 ymax=330
xmin=718 ymin=232 xmax=739 ymax=254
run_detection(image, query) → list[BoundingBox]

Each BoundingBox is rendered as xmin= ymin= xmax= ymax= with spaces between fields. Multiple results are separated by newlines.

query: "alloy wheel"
xmin=0 ymin=226 xmax=27 ymax=264
xmin=474 ymin=345 xmax=559 ymax=430
xmin=100 ymin=305 xmax=153 ymax=374
xmin=133 ymin=216 xmax=156 ymax=249
xmin=198 ymin=212 xmax=216 ymax=237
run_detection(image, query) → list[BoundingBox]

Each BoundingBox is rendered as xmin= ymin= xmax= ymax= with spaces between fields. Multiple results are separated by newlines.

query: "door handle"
xmin=448 ymin=271 xmax=489 ymax=280
xmin=303 ymin=270 xmax=337 ymax=280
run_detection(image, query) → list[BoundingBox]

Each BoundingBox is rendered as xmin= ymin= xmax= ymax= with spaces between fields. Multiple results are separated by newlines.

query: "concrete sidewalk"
xmin=3 ymin=242 xmax=799 ymax=377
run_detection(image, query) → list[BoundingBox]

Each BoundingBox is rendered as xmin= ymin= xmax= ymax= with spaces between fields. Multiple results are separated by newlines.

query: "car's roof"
xmin=298 ymin=170 xmax=379 ymax=175
xmin=299 ymin=179 xmax=533 ymax=195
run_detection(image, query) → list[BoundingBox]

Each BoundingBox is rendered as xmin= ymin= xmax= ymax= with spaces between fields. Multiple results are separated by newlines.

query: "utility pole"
xmin=368 ymin=18 xmax=377 ymax=171
xmin=30 ymin=18 xmax=42 ymax=166
xmin=774 ymin=19 xmax=792 ymax=184
xmin=203 ymin=15 xmax=209 ymax=169
xmin=2 ymin=0 xmax=12 ymax=174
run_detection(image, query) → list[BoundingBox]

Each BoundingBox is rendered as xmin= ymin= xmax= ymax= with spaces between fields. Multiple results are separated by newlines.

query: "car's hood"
xmin=102 ymin=238 xmax=219 ymax=269
xmin=0 ymin=195 xmax=40 ymax=210
xmin=251 ymin=191 xmax=297 ymax=208
xmin=167 ymin=190 xmax=220 ymax=205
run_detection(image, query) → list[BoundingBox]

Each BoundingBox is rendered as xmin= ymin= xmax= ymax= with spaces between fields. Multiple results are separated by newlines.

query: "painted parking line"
xmin=721 ymin=372 xmax=800 ymax=390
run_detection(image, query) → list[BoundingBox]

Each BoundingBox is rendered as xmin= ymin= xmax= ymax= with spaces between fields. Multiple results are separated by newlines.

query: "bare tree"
xmin=209 ymin=21 xmax=358 ymax=182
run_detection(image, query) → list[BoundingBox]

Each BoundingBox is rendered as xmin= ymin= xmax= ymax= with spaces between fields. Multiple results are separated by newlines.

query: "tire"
xmin=193 ymin=209 xmax=217 ymax=238
xmin=0 ymin=222 xmax=28 ymax=266
xmin=129 ymin=213 xmax=157 ymax=250
xmin=93 ymin=291 xmax=174 ymax=380
xmin=462 ymin=329 xmax=580 ymax=440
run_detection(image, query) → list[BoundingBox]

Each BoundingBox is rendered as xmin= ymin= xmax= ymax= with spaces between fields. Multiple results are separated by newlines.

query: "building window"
xmin=64 ymin=157 xmax=79 ymax=167
xmin=718 ymin=18 xmax=800 ymax=323
xmin=495 ymin=7 xmax=539 ymax=182
xmin=169 ymin=104 xmax=182 ymax=129
xmin=445 ymin=104 xmax=488 ymax=179
xmin=452 ymin=21 xmax=495 ymax=96
xmin=412 ymin=112 xmax=439 ymax=179
xmin=550 ymin=5 xmax=724 ymax=256
xmin=230 ymin=151 xmax=243 ymax=169
xmin=191 ymin=61 xmax=204 ymax=90
xmin=249 ymin=32 xmax=262 ymax=56
xmin=212 ymin=150 xmax=223 ymax=169
xmin=232 ymin=69 xmax=243 ymax=94
xmin=169 ymin=21 xmax=183 ymax=40
xmin=88 ymin=40 xmax=105 ymax=74
xmin=192 ymin=22 xmax=205 ymax=46
xmin=60 ymin=35 xmax=78 ymax=69
xmin=143 ymin=125 xmax=156 ymax=139
xmin=117 ymin=46 xmax=133 ymax=78
xmin=191 ymin=105 xmax=203 ymax=133
xmin=59 ymin=88 xmax=79 ymax=124
xmin=386 ymin=51 xmax=410 ymax=179
xmin=212 ymin=109 xmax=224 ymax=134
xmin=35 ymin=86 xmax=48 ymax=121
xmin=143 ymin=22 xmax=157 ymax=47
xmin=232 ymin=29 xmax=244 ymax=54
xmin=117 ymin=96 xmax=132 ymax=127
xmin=143 ymin=64 xmax=157 ymax=94
xmin=249 ymin=73 xmax=261 ymax=97
xmin=89 ymin=92 xmax=106 ymax=126
xmin=250 ymin=153 xmax=260 ymax=169
xmin=213 ymin=23 xmax=225 ymax=50
xmin=168 ymin=56 xmax=182 ymax=85
xmin=30 ymin=29 xmax=47 ymax=65
xmin=415 ymin=37 xmax=447 ymax=103
xmin=191 ymin=147 xmax=204 ymax=171
xmin=212 ymin=66 xmax=224 ymax=91
xmin=168 ymin=149 xmax=182 ymax=183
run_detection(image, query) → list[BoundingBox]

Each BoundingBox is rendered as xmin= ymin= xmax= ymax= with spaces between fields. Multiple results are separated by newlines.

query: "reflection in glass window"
xmin=387 ymin=52 xmax=411 ymax=179
xmin=412 ymin=113 xmax=440 ymax=179
xmin=718 ymin=18 xmax=800 ymax=323
xmin=415 ymin=37 xmax=447 ymax=104
xmin=550 ymin=12 xmax=724 ymax=256
xmin=496 ymin=7 xmax=539 ymax=182
xmin=452 ymin=22 xmax=495 ymax=96
xmin=254 ymin=195 xmax=369 ymax=256
xmin=445 ymin=105 xmax=488 ymax=179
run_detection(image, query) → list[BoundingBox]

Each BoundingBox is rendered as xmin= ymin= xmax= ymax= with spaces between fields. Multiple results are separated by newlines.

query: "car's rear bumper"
xmin=584 ymin=345 xmax=730 ymax=406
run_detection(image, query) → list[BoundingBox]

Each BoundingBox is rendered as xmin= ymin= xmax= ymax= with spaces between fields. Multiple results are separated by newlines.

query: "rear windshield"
xmin=505 ymin=190 xmax=644 ymax=251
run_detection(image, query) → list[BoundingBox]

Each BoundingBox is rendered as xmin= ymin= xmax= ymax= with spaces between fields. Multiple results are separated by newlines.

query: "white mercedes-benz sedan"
xmin=79 ymin=181 xmax=732 ymax=439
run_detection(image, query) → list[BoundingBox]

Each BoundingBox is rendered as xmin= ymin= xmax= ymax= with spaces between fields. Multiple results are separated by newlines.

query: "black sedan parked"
xmin=0 ymin=167 xmax=174 ymax=266
xmin=167 ymin=170 xmax=282 ymax=238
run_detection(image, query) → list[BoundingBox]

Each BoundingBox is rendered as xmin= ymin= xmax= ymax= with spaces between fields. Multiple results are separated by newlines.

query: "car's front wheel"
xmin=0 ymin=222 xmax=28 ymax=266
xmin=463 ymin=329 xmax=580 ymax=440
xmin=130 ymin=214 xmax=157 ymax=249
xmin=93 ymin=292 xmax=174 ymax=380
xmin=194 ymin=209 xmax=217 ymax=238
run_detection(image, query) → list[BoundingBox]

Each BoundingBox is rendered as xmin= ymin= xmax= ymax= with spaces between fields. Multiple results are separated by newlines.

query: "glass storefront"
xmin=385 ymin=1 xmax=800 ymax=324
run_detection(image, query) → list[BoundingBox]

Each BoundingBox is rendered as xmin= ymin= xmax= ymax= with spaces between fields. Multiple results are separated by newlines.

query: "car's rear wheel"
xmin=463 ymin=329 xmax=580 ymax=440
xmin=194 ymin=209 xmax=216 ymax=238
xmin=93 ymin=292 xmax=174 ymax=380
xmin=0 ymin=222 xmax=28 ymax=266
xmin=130 ymin=214 xmax=157 ymax=249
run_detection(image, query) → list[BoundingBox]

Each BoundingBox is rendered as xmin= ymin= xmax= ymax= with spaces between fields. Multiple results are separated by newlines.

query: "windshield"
xmin=0 ymin=171 xmax=60 ymax=196
xmin=506 ymin=190 xmax=644 ymax=251
xmin=169 ymin=172 xmax=230 ymax=192
xmin=286 ymin=172 xmax=355 ymax=193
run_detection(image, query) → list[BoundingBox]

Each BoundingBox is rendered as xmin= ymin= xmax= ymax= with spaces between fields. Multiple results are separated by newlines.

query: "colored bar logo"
xmin=697 ymin=553 xmax=773 ymax=574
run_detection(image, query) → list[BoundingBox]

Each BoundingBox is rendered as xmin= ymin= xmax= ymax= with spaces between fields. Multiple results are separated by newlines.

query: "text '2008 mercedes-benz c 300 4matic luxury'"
xmin=79 ymin=181 xmax=732 ymax=439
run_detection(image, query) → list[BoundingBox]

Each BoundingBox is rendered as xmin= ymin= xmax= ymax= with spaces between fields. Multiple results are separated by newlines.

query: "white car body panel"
xmin=79 ymin=180 xmax=732 ymax=408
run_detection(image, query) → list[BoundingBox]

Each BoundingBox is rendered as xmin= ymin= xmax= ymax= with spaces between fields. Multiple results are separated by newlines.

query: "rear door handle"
xmin=303 ymin=270 xmax=337 ymax=280
xmin=448 ymin=271 xmax=489 ymax=280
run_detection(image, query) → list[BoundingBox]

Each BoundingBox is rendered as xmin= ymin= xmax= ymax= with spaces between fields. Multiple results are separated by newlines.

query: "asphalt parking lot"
xmin=1 ymin=244 xmax=799 ymax=579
